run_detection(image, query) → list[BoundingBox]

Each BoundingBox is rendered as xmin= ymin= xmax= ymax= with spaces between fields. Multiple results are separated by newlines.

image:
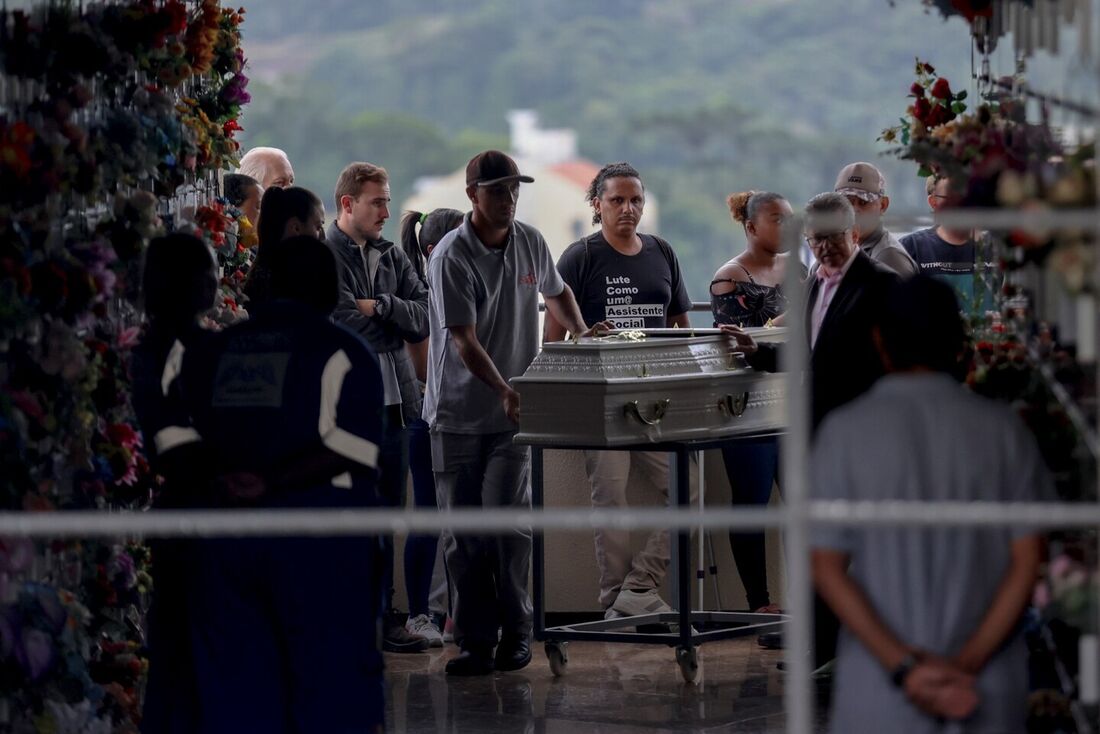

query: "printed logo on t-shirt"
xmin=604 ymin=275 xmax=664 ymax=329
xmin=519 ymin=271 xmax=537 ymax=287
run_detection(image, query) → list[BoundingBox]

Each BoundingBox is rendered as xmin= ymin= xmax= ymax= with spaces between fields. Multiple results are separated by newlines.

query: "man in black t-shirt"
xmin=545 ymin=162 xmax=694 ymax=621
xmin=554 ymin=228 xmax=692 ymax=330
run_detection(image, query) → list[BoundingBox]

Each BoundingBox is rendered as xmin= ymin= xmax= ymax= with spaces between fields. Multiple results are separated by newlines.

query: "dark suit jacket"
xmin=749 ymin=251 xmax=897 ymax=431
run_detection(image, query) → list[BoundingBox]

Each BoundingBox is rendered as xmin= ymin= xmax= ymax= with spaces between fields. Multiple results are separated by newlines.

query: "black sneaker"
xmin=383 ymin=623 xmax=429 ymax=653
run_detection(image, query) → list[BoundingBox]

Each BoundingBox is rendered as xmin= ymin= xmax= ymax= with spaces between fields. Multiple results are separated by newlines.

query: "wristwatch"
xmin=890 ymin=653 xmax=919 ymax=688
xmin=374 ymin=295 xmax=389 ymax=319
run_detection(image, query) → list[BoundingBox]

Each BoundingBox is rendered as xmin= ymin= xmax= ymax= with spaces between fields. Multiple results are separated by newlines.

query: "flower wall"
xmin=0 ymin=2 xmax=252 ymax=730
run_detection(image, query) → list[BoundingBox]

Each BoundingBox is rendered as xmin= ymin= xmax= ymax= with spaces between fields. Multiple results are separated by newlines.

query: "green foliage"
xmin=239 ymin=0 xmax=989 ymax=289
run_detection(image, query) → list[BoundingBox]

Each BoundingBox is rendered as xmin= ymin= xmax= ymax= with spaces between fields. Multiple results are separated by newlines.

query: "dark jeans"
xmin=405 ymin=418 xmax=440 ymax=617
xmin=142 ymin=539 xmax=198 ymax=734
xmin=183 ymin=535 xmax=385 ymax=733
xmin=720 ymin=436 xmax=779 ymax=611
xmin=432 ymin=430 xmax=532 ymax=651
xmin=379 ymin=415 xmax=409 ymax=615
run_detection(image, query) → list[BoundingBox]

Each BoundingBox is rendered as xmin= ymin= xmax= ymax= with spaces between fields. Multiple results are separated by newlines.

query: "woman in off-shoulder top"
xmin=708 ymin=190 xmax=797 ymax=614
xmin=710 ymin=191 xmax=801 ymax=329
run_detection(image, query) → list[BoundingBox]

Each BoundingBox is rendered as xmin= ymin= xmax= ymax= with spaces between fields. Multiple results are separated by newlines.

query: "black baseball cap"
xmin=465 ymin=150 xmax=535 ymax=187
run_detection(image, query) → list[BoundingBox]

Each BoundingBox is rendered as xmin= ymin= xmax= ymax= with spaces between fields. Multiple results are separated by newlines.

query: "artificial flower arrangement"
xmin=0 ymin=0 xmax=249 ymax=209
xmin=882 ymin=59 xmax=1097 ymax=291
xmin=183 ymin=198 xmax=254 ymax=328
xmin=0 ymin=2 xmax=252 ymax=728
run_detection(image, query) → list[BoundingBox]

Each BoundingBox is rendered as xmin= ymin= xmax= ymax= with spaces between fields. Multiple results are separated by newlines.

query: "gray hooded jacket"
xmin=325 ymin=222 xmax=428 ymax=422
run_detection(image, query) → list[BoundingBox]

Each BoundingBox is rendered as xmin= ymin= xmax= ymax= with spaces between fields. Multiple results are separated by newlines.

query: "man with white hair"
xmin=238 ymin=146 xmax=295 ymax=190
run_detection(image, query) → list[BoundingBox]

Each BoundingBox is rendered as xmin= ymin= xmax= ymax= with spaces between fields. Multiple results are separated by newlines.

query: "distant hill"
xmin=236 ymin=0 xmax=1072 ymax=296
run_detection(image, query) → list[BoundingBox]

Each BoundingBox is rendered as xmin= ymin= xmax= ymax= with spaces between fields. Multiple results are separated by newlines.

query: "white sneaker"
xmin=610 ymin=589 xmax=674 ymax=618
xmin=406 ymin=614 xmax=444 ymax=648
xmin=610 ymin=589 xmax=680 ymax=632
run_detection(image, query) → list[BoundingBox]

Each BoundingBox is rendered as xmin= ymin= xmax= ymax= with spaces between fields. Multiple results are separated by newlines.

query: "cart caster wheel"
xmin=676 ymin=646 xmax=700 ymax=684
xmin=545 ymin=642 xmax=569 ymax=677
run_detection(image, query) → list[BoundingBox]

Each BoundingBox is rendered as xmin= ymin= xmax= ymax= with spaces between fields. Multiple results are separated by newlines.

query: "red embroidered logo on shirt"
xmin=519 ymin=271 xmax=537 ymax=286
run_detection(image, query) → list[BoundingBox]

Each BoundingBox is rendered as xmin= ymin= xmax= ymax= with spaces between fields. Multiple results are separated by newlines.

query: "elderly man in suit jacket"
xmin=725 ymin=191 xmax=897 ymax=430
xmin=723 ymin=192 xmax=898 ymax=669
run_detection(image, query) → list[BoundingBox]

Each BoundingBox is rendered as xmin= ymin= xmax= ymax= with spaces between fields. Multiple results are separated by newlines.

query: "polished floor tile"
xmin=384 ymin=638 xmax=830 ymax=733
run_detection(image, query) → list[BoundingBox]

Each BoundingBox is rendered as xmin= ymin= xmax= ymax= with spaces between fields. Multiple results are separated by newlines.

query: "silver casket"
xmin=512 ymin=328 xmax=786 ymax=447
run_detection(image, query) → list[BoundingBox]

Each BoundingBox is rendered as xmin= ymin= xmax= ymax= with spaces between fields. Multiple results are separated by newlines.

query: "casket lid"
xmin=515 ymin=326 xmax=786 ymax=383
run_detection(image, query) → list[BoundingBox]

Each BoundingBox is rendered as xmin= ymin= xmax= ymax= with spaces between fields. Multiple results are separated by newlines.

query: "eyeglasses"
xmin=805 ymin=231 xmax=848 ymax=248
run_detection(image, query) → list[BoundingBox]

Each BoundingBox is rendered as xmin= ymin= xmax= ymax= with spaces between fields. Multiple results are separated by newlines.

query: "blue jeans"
xmin=720 ymin=436 xmax=779 ymax=610
xmin=405 ymin=418 xmax=440 ymax=617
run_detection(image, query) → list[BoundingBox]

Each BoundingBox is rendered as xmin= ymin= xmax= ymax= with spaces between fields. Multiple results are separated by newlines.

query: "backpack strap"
xmin=648 ymin=234 xmax=678 ymax=276
xmin=575 ymin=232 xmax=597 ymax=300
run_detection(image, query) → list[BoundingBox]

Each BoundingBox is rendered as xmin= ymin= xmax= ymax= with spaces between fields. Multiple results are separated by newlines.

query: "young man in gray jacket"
xmin=326 ymin=161 xmax=430 ymax=653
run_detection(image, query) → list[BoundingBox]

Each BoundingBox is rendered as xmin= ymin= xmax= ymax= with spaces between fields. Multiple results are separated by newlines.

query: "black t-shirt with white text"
xmin=556 ymin=233 xmax=693 ymax=329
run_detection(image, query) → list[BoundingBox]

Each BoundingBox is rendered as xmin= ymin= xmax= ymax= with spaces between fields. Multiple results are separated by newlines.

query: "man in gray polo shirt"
xmin=424 ymin=150 xmax=608 ymax=676
xmin=812 ymin=276 xmax=1048 ymax=732
xmin=834 ymin=162 xmax=918 ymax=277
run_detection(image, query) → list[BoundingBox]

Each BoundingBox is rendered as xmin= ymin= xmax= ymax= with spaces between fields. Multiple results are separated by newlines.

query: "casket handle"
xmin=623 ymin=399 xmax=670 ymax=426
xmin=717 ymin=392 xmax=749 ymax=418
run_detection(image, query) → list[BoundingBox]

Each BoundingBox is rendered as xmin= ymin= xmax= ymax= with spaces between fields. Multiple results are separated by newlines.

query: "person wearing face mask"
xmin=833 ymin=162 xmax=917 ymax=278
xmin=546 ymin=162 xmax=695 ymax=624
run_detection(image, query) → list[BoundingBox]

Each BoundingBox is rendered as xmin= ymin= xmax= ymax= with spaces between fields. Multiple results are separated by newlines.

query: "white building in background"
xmin=403 ymin=110 xmax=659 ymax=262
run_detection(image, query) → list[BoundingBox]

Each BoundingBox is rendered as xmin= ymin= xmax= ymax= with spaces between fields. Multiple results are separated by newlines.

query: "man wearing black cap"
xmin=423 ymin=150 xmax=609 ymax=675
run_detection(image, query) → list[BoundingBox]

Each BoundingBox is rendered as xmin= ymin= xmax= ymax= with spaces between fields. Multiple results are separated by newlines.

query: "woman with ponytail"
xmin=400 ymin=207 xmax=463 ymax=280
xmin=710 ymin=190 xmax=798 ymax=618
xmin=245 ymin=186 xmax=325 ymax=304
xmin=399 ymin=207 xmax=463 ymax=645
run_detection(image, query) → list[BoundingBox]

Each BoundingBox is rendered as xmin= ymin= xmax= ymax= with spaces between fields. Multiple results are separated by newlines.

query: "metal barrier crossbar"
xmin=1 ymin=500 xmax=1097 ymax=538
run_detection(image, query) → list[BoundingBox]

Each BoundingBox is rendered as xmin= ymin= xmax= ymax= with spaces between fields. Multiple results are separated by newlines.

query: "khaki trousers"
xmin=584 ymin=450 xmax=697 ymax=609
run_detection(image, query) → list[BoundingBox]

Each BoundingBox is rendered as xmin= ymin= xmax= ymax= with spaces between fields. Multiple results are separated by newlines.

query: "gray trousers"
xmin=432 ymin=429 xmax=532 ymax=650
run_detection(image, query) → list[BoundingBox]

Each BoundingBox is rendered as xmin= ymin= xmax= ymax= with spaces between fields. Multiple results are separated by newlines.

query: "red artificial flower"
xmin=950 ymin=0 xmax=994 ymax=21
xmin=930 ymin=77 xmax=952 ymax=99
xmin=912 ymin=97 xmax=932 ymax=121
xmin=105 ymin=423 xmax=142 ymax=450
xmin=164 ymin=0 xmax=189 ymax=34
xmin=222 ymin=118 xmax=243 ymax=137
xmin=925 ymin=104 xmax=948 ymax=127
xmin=910 ymin=82 xmax=925 ymax=98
